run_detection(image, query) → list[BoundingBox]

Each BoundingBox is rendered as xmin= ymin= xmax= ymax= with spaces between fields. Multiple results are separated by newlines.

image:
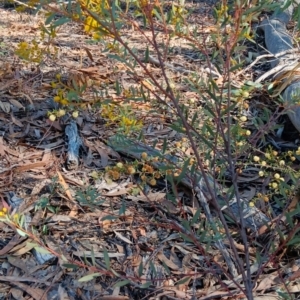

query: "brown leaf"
xmin=35 ymin=138 xmax=64 ymax=149
xmin=104 ymin=182 xmax=131 ymax=196
xmin=30 ymin=209 xmax=44 ymax=226
xmin=10 ymin=282 xmax=47 ymax=300
xmin=9 ymin=99 xmax=24 ymax=110
xmin=157 ymin=252 xmax=180 ymax=270
xmin=127 ymin=192 xmax=165 ymax=202
xmin=7 ymin=256 xmax=29 ymax=274
xmin=56 ymin=171 xmax=78 ymax=217
xmin=15 ymin=161 xmax=47 ymax=173
xmin=11 ymin=240 xmax=36 ymax=256
xmin=83 ymin=47 xmax=94 ymax=62
xmin=141 ymin=80 xmax=154 ymax=91
xmin=94 ymin=141 xmax=110 ymax=167
xmin=255 ymin=275 xmax=276 ymax=291
xmin=11 ymin=114 xmax=24 ymax=127
xmin=0 ymin=101 xmax=10 ymax=113
xmin=10 ymin=288 xmax=24 ymax=300
xmin=0 ymin=136 xmax=6 ymax=156
xmin=114 ymin=231 xmax=132 ymax=244
xmin=0 ymin=235 xmax=26 ymax=255
xmin=73 ymin=251 xmax=125 ymax=258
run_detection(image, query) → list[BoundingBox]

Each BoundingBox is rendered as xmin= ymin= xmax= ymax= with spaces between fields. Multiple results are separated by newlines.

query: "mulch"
xmin=1 ymin=2 xmax=300 ymax=300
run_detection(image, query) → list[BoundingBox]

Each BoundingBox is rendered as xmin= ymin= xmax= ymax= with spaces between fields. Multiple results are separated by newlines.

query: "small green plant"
xmin=75 ymin=186 xmax=105 ymax=208
xmin=35 ymin=196 xmax=59 ymax=214
xmin=15 ymin=40 xmax=44 ymax=63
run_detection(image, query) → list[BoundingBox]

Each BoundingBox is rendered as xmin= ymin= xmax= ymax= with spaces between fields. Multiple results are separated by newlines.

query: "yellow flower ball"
xmin=242 ymin=91 xmax=249 ymax=98
xmin=291 ymin=156 xmax=296 ymax=161
xmin=259 ymin=171 xmax=264 ymax=177
xmin=249 ymin=202 xmax=255 ymax=207
xmin=279 ymin=160 xmax=285 ymax=166
xmin=57 ymin=109 xmax=66 ymax=117
xmin=72 ymin=111 xmax=79 ymax=118
xmin=253 ymin=156 xmax=260 ymax=162
xmin=60 ymin=99 xmax=69 ymax=105
xmin=265 ymin=153 xmax=271 ymax=160
xmin=149 ymin=178 xmax=156 ymax=186
xmin=271 ymin=182 xmax=278 ymax=189
xmin=154 ymin=172 xmax=161 ymax=179
xmin=243 ymin=102 xmax=249 ymax=109
xmin=127 ymin=166 xmax=136 ymax=174
xmin=240 ymin=116 xmax=247 ymax=122
xmin=263 ymin=196 xmax=269 ymax=202
xmin=261 ymin=161 xmax=267 ymax=166
xmin=49 ymin=114 xmax=56 ymax=122
xmin=274 ymin=173 xmax=280 ymax=179
xmin=245 ymin=130 xmax=251 ymax=136
xmin=273 ymin=151 xmax=278 ymax=156
xmin=116 ymin=162 xmax=123 ymax=168
xmin=141 ymin=152 xmax=148 ymax=160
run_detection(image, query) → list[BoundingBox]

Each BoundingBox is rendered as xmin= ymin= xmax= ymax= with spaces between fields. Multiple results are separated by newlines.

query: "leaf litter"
xmin=1 ymin=1 xmax=300 ymax=300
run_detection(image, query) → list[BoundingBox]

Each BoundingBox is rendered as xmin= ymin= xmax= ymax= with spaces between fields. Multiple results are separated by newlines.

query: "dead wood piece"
xmin=237 ymin=49 xmax=300 ymax=78
xmin=259 ymin=0 xmax=300 ymax=132
xmin=282 ymin=81 xmax=300 ymax=132
xmin=65 ymin=121 xmax=82 ymax=170
xmin=260 ymin=18 xmax=293 ymax=68
xmin=107 ymin=136 xmax=270 ymax=233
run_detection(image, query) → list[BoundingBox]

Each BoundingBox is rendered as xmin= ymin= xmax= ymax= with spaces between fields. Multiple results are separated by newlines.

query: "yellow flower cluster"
xmin=106 ymin=162 xmax=137 ymax=181
xmin=0 ymin=207 xmax=19 ymax=223
xmin=257 ymin=193 xmax=269 ymax=203
xmin=105 ymin=153 xmax=161 ymax=186
xmin=80 ymin=0 xmax=112 ymax=39
xmin=15 ymin=40 xmax=43 ymax=63
xmin=251 ymin=146 xmax=300 ymax=193
xmin=101 ymin=104 xmax=143 ymax=134
xmin=53 ymin=91 xmax=69 ymax=106
xmin=0 ymin=207 xmax=8 ymax=217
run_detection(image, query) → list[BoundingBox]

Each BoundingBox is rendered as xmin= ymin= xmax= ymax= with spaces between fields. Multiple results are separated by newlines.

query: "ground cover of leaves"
xmin=2 ymin=1 xmax=300 ymax=300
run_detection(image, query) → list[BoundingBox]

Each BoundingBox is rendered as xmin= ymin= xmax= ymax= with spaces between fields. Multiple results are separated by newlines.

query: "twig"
xmin=255 ymin=61 xmax=299 ymax=83
xmin=236 ymin=48 xmax=300 ymax=78
xmin=146 ymin=55 xmax=221 ymax=78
